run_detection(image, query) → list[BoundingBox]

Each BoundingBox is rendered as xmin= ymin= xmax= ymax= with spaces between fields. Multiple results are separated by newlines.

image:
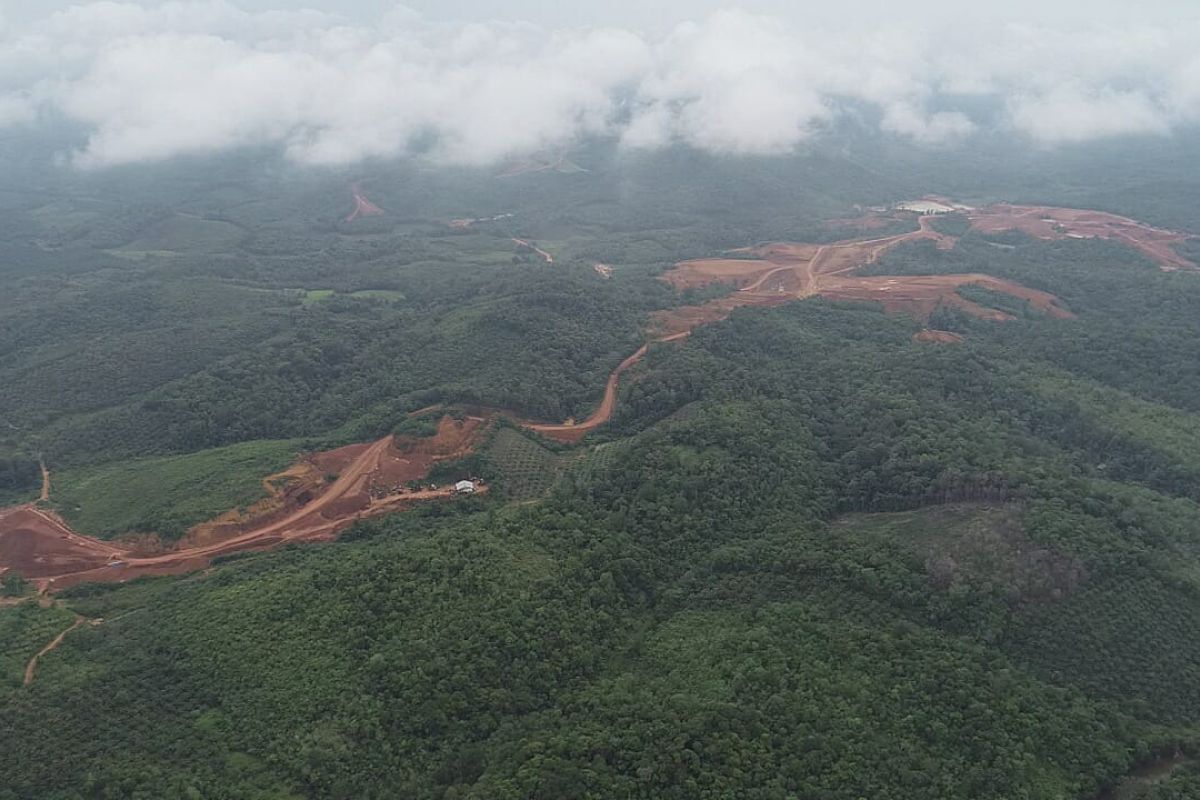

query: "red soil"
xmin=967 ymin=204 xmax=1196 ymax=271
xmin=345 ymin=183 xmax=385 ymax=223
xmin=914 ymin=330 xmax=966 ymax=345
xmin=3 ymin=200 xmax=1186 ymax=591
xmin=0 ymin=417 xmax=488 ymax=593
xmin=819 ymin=273 xmax=1073 ymax=322
xmin=653 ymin=214 xmax=1032 ymax=335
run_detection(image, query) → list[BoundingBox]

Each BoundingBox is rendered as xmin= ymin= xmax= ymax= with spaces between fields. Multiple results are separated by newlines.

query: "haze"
xmin=1 ymin=0 xmax=1198 ymax=168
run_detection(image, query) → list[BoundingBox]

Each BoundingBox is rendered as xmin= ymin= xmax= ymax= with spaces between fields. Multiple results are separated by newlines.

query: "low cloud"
xmin=2 ymin=2 xmax=1200 ymax=167
xmin=0 ymin=92 xmax=34 ymax=126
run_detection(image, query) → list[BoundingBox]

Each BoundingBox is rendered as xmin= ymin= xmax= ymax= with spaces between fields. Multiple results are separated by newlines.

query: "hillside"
xmin=2 ymin=143 xmax=1200 ymax=799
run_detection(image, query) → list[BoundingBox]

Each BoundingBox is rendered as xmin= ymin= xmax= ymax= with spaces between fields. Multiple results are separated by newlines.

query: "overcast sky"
xmin=2 ymin=1 xmax=1199 ymax=168
xmin=9 ymin=0 xmax=1199 ymax=29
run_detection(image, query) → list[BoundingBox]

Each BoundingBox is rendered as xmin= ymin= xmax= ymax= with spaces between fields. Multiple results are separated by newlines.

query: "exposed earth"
xmin=0 ymin=417 xmax=487 ymax=593
xmin=345 ymin=183 xmax=385 ymax=223
xmin=2 ymin=199 xmax=1192 ymax=591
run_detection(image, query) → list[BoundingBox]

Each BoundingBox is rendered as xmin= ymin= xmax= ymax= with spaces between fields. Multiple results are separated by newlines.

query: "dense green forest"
xmin=3 ymin=135 xmax=1200 ymax=798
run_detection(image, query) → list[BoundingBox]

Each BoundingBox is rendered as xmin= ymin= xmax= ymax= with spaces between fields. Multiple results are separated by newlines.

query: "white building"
xmin=455 ymin=480 xmax=476 ymax=494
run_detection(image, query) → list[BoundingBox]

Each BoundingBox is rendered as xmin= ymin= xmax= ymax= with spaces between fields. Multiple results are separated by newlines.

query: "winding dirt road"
xmin=1 ymin=200 xmax=1190 ymax=590
xmin=23 ymin=615 xmax=89 ymax=687
xmin=1 ymin=419 xmax=488 ymax=592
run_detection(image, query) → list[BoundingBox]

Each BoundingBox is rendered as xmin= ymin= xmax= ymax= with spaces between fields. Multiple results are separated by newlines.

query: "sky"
xmin=1 ymin=1 xmax=1198 ymax=168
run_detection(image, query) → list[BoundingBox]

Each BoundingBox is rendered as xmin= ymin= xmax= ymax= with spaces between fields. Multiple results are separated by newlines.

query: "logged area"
xmin=4 ymin=134 xmax=1200 ymax=800
xmin=655 ymin=203 xmax=1184 ymax=336
xmin=1 ymin=196 xmax=1194 ymax=590
xmin=0 ymin=417 xmax=487 ymax=591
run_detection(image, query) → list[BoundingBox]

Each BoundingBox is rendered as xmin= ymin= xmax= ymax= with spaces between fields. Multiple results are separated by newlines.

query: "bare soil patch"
xmin=345 ymin=183 xmax=385 ymax=223
xmin=0 ymin=417 xmax=489 ymax=592
xmin=656 ymin=211 xmax=1076 ymax=336
xmin=914 ymin=330 xmax=966 ymax=344
xmin=967 ymin=204 xmax=1197 ymax=271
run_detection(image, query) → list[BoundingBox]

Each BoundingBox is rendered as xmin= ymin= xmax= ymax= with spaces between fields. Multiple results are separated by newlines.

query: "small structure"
xmin=454 ymin=480 xmax=476 ymax=494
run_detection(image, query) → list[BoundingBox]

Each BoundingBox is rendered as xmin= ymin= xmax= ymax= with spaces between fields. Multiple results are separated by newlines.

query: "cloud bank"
xmin=2 ymin=2 xmax=1200 ymax=167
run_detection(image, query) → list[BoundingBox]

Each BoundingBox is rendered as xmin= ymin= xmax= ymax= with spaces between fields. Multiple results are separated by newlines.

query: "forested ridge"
xmin=4 ymin=141 xmax=1200 ymax=798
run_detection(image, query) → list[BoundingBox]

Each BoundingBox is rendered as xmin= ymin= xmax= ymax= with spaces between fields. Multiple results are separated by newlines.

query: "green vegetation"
xmin=929 ymin=211 xmax=972 ymax=236
xmin=1 ymin=574 xmax=30 ymax=598
xmin=0 ymin=456 xmax=39 ymax=506
xmin=52 ymin=439 xmax=303 ymax=540
xmin=0 ymin=603 xmax=76 ymax=698
xmin=4 ymin=139 xmax=1200 ymax=798
xmin=299 ymin=289 xmax=336 ymax=306
xmin=480 ymin=425 xmax=570 ymax=501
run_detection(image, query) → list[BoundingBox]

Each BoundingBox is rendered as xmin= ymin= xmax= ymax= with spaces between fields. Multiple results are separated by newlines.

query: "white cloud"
xmin=1 ymin=3 xmax=1199 ymax=166
xmin=1008 ymin=85 xmax=1171 ymax=144
xmin=623 ymin=10 xmax=830 ymax=154
xmin=0 ymin=92 xmax=34 ymax=125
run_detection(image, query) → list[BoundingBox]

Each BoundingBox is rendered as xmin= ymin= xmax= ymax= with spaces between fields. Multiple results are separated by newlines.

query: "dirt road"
xmin=527 ymin=333 xmax=691 ymax=444
xmin=658 ymin=212 xmax=1076 ymax=333
xmin=38 ymin=458 xmax=49 ymax=503
xmin=1 ymin=418 xmax=489 ymax=592
xmin=512 ymin=238 xmax=555 ymax=263
xmin=24 ymin=615 xmax=88 ymax=687
xmin=3 ymin=199 xmax=1184 ymax=590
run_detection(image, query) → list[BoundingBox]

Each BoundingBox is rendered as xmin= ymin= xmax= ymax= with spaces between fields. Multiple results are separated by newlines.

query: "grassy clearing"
xmin=481 ymin=426 xmax=569 ymax=501
xmin=294 ymin=289 xmax=406 ymax=306
xmin=299 ymin=289 xmax=336 ymax=306
xmin=53 ymin=439 xmax=304 ymax=541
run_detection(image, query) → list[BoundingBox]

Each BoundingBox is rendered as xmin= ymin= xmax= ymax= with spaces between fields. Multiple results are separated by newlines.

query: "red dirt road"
xmin=0 ymin=417 xmax=487 ymax=593
xmin=526 ymin=332 xmax=692 ymax=444
xmin=3 ymin=200 xmax=1187 ymax=589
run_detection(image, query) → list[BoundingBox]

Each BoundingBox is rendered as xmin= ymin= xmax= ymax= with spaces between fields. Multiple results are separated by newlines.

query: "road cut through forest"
xmin=1 ymin=201 xmax=1193 ymax=592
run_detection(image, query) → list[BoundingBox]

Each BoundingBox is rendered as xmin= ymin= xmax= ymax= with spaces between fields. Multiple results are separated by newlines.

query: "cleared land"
xmin=345 ymin=183 xmax=385 ymax=223
xmin=2 ymin=200 xmax=1188 ymax=591
xmin=653 ymin=208 xmax=1110 ymax=337
xmin=0 ymin=417 xmax=487 ymax=592
xmin=968 ymin=204 xmax=1197 ymax=271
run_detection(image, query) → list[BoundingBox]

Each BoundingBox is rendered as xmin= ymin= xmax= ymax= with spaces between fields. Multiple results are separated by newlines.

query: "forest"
xmin=2 ymin=136 xmax=1200 ymax=799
